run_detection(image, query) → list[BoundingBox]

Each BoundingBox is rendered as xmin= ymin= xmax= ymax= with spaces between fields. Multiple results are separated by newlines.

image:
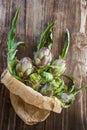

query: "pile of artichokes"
xmin=7 ymin=7 xmax=86 ymax=108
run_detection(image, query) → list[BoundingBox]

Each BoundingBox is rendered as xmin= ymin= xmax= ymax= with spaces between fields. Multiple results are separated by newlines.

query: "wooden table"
xmin=0 ymin=0 xmax=87 ymax=130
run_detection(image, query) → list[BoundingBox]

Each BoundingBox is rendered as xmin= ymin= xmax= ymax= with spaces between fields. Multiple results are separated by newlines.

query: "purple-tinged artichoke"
xmin=60 ymin=93 xmax=74 ymax=103
xmin=48 ymin=29 xmax=70 ymax=77
xmin=50 ymin=59 xmax=66 ymax=76
xmin=16 ymin=57 xmax=34 ymax=79
xmin=34 ymin=47 xmax=52 ymax=67
xmin=40 ymin=84 xmax=53 ymax=97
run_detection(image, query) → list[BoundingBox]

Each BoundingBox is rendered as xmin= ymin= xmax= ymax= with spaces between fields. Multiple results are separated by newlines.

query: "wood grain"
xmin=0 ymin=0 xmax=87 ymax=130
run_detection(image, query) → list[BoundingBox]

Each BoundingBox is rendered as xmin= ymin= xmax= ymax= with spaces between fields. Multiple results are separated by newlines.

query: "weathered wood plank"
xmin=0 ymin=0 xmax=87 ymax=130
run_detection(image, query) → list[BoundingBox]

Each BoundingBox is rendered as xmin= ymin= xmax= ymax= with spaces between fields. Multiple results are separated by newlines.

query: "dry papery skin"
xmin=1 ymin=69 xmax=62 ymax=113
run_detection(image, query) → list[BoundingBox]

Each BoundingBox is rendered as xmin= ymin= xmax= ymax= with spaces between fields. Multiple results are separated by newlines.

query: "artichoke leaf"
xmin=37 ymin=22 xmax=54 ymax=50
xmin=60 ymin=29 xmax=70 ymax=59
xmin=7 ymin=7 xmax=24 ymax=75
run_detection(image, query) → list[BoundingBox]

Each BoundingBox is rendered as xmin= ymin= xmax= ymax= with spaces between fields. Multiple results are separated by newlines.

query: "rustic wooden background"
xmin=0 ymin=0 xmax=87 ymax=130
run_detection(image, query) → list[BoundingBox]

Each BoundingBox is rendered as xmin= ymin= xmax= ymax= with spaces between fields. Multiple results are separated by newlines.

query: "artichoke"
xmin=50 ymin=59 xmax=66 ymax=77
xmin=40 ymin=78 xmax=64 ymax=97
xmin=29 ymin=73 xmax=42 ymax=91
xmin=40 ymin=84 xmax=53 ymax=96
xmin=41 ymin=71 xmax=53 ymax=84
xmin=34 ymin=47 xmax=52 ymax=67
xmin=60 ymin=93 xmax=74 ymax=103
xmin=48 ymin=29 xmax=70 ymax=77
xmin=16 ymin=57 xmax=34 ymax=79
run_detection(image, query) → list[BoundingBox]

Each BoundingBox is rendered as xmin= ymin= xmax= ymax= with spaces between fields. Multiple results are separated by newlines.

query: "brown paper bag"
xmin=10 ymin=93 xmax=50 ymax=125
xmin=1 ymin=69 xmax=62 ymax=124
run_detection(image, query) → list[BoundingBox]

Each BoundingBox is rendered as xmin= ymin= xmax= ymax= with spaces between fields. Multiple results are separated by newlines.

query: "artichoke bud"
xmin=41 ymin=71 xmax=53 ymax=84
xmin=50 ymin=79 xmax=63 ymax=88
xmin=60 ymin=93 xmax=74 ymax=103
xmin=16 ymin=57 xmax=34 ymax=79
xmin=29 ymin=73 xmax=42 ymax=91
xmin=50 ymin=59 xmax=66 ymax=76
xmin=49 ymin=79 xmax=65 ymax=95
xmin=34 ymin=47 xmax=52 ymax=67
xmin=40 ymin=84 xmax=53 ymax=96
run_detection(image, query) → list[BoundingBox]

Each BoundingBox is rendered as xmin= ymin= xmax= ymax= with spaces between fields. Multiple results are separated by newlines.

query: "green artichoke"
xmin=40 ymin=78 xmax=64 ymax=97
xmin=41 ymin=71 xmax=53 ymax=84
xmin=34 ymin=47 xmax=52 ymax=67
xmin=29 ymin=73 xmax=42 ymax=91
xmin=49 ymin=59 xmax=66 ymax=77
xmin=16 ymin=57 xmax=34 ymax=79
